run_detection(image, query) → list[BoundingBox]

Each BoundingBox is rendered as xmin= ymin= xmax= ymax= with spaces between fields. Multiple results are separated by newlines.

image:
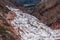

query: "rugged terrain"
xmin=0 ymin=0 xmax=60 ymax=40
xmin=0 ymin=0 xmax=21 ymax=40
xmin=31 ymin=0 xmax=60 ymax=29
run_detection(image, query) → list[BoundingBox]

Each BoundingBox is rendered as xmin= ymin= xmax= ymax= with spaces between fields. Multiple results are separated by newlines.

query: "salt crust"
xmin=6 ymin=6 xmax=60 ymax=40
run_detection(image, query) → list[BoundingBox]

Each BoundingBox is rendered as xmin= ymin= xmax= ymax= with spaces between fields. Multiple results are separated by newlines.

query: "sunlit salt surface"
xmin=6 ymin=6 xmax=60 ymax=40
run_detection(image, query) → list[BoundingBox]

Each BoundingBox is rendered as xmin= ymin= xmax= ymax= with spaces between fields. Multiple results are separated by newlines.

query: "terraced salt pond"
xmin=6 ymin=6 xmax=60 ymax=40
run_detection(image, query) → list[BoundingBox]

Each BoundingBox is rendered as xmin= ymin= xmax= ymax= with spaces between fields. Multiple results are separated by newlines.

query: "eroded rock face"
xmin=31 ymin=0 xmax=60 ymax=29
xmin=50 ymin=20 xmax=60 ymax=30
xmin=0 ymin=0 xmax=60 ymax=40
xmin=0 ymin=3 xmax=21 ymax=40
xmin=6 ymin=5 xmax=60 ymax=40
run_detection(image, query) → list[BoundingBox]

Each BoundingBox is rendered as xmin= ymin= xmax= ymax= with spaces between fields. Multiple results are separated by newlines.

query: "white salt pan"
xmin=6 ymin=6 xmax=60 ymax=40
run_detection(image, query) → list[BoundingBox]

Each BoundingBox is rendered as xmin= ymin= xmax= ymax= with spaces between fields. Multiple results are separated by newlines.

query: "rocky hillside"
xmin=0 ymin=0 xmax=21 ymax=40
xmin=31 ymin=0 xmax=60 ymax=29
xmin=0 ymin=0 xmax=60 ymax=40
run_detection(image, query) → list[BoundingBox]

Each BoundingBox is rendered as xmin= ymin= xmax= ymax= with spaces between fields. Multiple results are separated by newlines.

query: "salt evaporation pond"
xmin=6 ymin=6 xmax=60 ymax=40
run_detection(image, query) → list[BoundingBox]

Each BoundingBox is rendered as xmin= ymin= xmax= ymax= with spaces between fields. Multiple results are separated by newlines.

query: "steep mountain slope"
xmin=0 ymin=0 xmax=60 ymax=40
xmin=0 ymin=0 xmax=21 ymax=40
xmin=31 ymin=0 xmax=60 ymax=29
xmin=6 ymin=4 xmax=60 ymax=40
